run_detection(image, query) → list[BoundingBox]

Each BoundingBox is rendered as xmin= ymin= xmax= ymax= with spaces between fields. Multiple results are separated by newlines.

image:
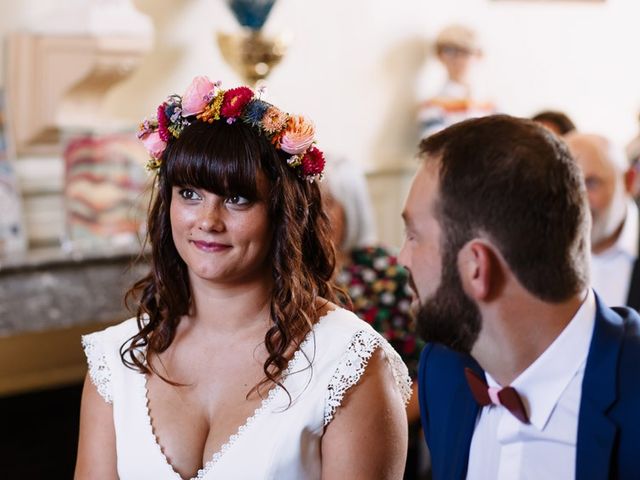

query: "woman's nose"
xmin=198 ymin=204 xmax=225 ymax=232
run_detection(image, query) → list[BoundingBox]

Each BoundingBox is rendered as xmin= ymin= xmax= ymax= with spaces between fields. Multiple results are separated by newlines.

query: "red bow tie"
xmin=464 ymin=367 xmax=530 ymax=424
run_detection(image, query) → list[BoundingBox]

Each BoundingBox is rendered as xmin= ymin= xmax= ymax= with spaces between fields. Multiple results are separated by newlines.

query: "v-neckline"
xmin=140 ymin=308 xmax=337 ymax=480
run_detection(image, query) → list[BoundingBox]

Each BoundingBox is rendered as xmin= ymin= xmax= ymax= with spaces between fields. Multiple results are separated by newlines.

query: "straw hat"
xmin=435 ymin=24 xmax=481 ymax=53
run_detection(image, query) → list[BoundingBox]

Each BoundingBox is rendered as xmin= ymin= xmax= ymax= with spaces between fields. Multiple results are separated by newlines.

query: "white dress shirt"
xmin=466 ymin=290 xmax=596 ymax=480
xmin=591 ymin=200 xmax=639 ymax=307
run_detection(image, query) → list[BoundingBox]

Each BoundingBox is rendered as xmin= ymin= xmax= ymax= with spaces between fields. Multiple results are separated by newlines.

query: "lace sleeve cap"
xmin=81 ymin=332 xmax=113 ymax=404
xmin=324 ymin=329 xmax=413 ymax=426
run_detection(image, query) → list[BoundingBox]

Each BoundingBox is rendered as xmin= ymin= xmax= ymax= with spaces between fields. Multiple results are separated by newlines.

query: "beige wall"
xmin=2 ymin=0 xmax=640 ymax=247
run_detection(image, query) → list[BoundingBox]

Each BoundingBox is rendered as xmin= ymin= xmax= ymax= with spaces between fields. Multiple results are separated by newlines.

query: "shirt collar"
xmin=485 ymin=289 xmax=596 ymax=430
xmin=597 ymin=199 xmax=639 ymax=259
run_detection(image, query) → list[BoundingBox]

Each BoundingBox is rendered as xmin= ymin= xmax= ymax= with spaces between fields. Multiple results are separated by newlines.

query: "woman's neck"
xmin=187 ymin=275 xmax=273 ymax=333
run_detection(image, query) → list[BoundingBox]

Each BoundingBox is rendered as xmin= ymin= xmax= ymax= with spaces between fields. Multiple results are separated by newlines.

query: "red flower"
xmin=301 ymin=146 xmax=325 ymax=177
xmin=157 ymin=103 xmax=170 ymax=142
xmin=220 ymin=87 xmax=253 ymax=119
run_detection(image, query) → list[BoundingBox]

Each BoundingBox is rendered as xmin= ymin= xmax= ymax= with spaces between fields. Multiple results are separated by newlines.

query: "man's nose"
xmin=398 ymin=241 xmax=410 ymax=269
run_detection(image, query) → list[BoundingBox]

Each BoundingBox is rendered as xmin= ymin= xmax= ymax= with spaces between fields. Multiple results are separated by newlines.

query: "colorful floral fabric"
xmin=335 ymin=246 xmax=424 ymax=379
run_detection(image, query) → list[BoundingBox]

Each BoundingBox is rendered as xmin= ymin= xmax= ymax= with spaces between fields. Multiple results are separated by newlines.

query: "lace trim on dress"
xmin=81 ymin=334 xmax=113 ymax=404
xmin=323 ymin=330 xmax=413 ymax=426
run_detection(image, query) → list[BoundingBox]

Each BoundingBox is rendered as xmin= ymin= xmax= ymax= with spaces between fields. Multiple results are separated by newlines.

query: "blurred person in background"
xmin=323 ymin=156 xmax=426 ymax=479
xmin=417 ymin=24 xmax=496 ymax=139
xmin=566 ymin=132 xmax=640 ymax=310
xmin=531 ymin=110 xmax=576 ymax=136
xmin=626 ymin=111 xmax=640 ymax=198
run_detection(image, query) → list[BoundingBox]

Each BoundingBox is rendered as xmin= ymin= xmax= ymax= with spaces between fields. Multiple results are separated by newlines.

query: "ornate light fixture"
xmin=217 ymin=0 xmax=289 ymax=85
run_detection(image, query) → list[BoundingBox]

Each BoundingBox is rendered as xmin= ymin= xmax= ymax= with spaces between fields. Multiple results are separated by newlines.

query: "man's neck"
xmin=471 ymin=288 xmax=586 ymax=386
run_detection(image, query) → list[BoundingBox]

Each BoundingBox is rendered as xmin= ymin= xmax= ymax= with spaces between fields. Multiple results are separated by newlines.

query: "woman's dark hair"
xmin=420 ymin=114 xmax=590 ymax=302
xmin=122 ymin=120 xmax=337 ymax=394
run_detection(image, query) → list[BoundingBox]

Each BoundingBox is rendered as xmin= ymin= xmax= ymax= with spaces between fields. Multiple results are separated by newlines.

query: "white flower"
xmin=373 ymin=256 xmax=390 ymax=271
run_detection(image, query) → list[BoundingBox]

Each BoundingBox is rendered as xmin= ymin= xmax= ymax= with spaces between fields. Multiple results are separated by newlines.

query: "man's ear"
xmin=458 ymin=239 xmax=497 ymax=301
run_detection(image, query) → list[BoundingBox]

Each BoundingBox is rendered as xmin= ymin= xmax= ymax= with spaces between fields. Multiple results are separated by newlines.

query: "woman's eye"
xmin=226 ymin=195 xmax=250 ymax=206
xmin=178 ymin=188 xmax=202 ymax=201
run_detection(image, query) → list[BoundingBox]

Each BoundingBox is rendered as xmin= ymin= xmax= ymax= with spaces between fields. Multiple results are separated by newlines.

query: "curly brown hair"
xmin=122 ymin=120 xmax=337 ymax=395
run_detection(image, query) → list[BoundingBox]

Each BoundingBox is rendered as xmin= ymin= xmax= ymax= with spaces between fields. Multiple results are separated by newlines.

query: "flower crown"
xmin=137 ymin=76 xmax=325 ymax=182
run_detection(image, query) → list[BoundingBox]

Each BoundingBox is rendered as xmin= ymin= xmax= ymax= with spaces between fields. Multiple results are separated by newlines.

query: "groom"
xmin=399 ymin=115 xmax=640 ymax=479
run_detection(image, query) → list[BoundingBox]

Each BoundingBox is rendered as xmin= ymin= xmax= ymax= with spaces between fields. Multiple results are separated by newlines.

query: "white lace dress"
xmin=82 ymin=307 xmax=412 ymax=480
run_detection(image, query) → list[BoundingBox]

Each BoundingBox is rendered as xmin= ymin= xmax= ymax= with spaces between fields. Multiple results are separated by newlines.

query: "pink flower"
xmin=278 ymin=115 xmax=315 ymax=155
xmin=301 ymin=146 xmax=325 ymax=177
xmin=137 ymin=119 xmax=153 ymax=139
xmin=141 ymin=131 xmax=167 ymax=160
xmin=181 ymin=76 xmax=216 ymax=116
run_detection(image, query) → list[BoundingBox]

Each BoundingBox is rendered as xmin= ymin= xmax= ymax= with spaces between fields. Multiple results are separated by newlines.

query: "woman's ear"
xmin=457 ymin=240 xmax=495 ymax=301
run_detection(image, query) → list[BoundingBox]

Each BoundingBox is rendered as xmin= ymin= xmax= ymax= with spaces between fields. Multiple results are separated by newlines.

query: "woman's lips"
xmin=191 ymin=240 xmax=232 ymax=252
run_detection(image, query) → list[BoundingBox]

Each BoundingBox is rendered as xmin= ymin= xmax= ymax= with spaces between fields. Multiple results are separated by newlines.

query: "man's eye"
xmin=584 ymin=178 xmax=602 ymax=191
xmin=226 ymin=195 xmax=250 ymax=206
xmin=404 ymin=227 xmax=415 ymax=241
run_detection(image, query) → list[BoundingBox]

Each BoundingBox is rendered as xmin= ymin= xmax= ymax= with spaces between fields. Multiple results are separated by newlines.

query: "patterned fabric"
xmin=82 ymin=334 xmax=113 ymax=404
xmin=324 ymin=329 xmax=413 ymax=425
xmin=335 ymin=246 xmax=424 ymax=379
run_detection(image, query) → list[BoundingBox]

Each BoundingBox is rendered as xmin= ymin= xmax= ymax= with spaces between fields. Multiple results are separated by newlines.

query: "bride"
xmin=75 ymin=76 xmax=411 ymax=480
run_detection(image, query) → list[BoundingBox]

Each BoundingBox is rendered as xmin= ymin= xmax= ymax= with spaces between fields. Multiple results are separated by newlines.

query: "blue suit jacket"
xmin=419 ymin=296 xmax=640 ymax=479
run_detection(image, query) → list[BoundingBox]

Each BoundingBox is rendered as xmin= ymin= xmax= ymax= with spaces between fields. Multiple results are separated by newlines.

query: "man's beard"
xmin=413 ymin=251 xmax=482 ymax=354
xmin=590 ymin=188 xmax=627 ymax=249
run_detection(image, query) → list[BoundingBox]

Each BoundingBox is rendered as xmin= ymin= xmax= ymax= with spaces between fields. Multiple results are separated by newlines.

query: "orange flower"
xmin=262 ymin=106 xmax=288 ymax=134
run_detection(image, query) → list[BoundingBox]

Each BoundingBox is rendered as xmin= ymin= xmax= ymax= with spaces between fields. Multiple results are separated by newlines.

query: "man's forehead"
xmin=403 ymin=161 xmax=439 ymax=220
xmin=568 ymin=135 xmax=626 ymax=174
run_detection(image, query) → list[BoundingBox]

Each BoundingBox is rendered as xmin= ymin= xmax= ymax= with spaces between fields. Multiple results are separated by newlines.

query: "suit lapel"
xmin=576 ymin=296 xmax=624 ymax=480
xmin=446 ymin=358 xmax=481 ymax=480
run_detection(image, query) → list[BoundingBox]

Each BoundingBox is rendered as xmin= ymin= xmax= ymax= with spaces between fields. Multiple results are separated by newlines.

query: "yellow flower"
xmin=197 ymin=90 xmax=224 ymax=123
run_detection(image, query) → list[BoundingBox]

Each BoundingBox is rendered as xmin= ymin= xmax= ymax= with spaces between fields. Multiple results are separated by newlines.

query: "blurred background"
xmin=1 ymin=0 xmax=639 ymax=477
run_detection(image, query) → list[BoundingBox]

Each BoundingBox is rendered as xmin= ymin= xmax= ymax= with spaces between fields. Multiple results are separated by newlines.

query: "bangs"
xmin=163 ymin=121 xmax=268 ymax=200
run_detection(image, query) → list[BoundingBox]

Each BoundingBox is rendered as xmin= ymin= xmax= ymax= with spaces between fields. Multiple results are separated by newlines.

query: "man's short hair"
xmin=420 ymin=114 xmax=590 ymax=302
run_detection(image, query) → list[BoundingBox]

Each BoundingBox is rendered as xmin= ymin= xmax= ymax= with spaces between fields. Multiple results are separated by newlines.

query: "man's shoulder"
xmin=591 ymin=303 xmax=640 ymax=399
xmin=419 ymin=343 xmax=476 ymax=389
xmin=611 ymin=306 xmax=640 ymax=364
xmin=603 ymin=304 xmax=640 ymax=346
xmin=418 ymin=343 xmax=479 ymax=452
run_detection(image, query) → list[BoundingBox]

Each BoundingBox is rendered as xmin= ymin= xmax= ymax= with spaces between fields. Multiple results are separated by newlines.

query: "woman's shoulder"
xmin=315 ymin=307 xmax=413 ymax=424
xmin=316 ymin=305 xmax=377 ymax=335
xmin=82 ymin=316 xmax=141 ymax=350
xmin=80 ymin=317 xmax=142 ymax=405
xmin=312 ymin=306 xmax=396 ymax=359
